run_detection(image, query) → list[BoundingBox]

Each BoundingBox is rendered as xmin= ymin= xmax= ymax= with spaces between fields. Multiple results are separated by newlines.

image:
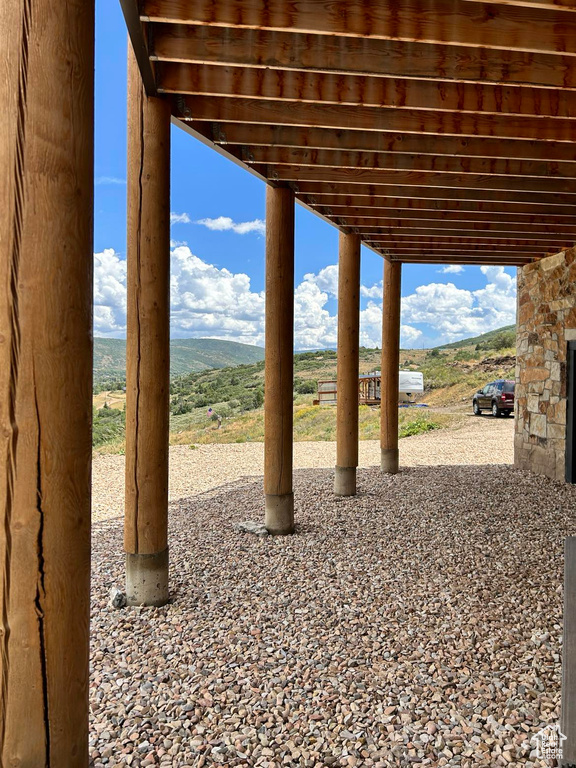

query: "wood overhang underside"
xmin=121 ymin=0 xmax=576 ymax=267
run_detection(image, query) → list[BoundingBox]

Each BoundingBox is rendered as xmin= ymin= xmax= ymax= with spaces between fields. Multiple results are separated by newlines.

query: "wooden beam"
xmin=332 ymin=217 xmax=576 ymax=234
xmin=264 ymin=186 xmax=295 ymax=535
xmin=295 ymin=182 xmax=576 ymax=207
xmin=120 ymin=1 xmax=157 ymax=95
xmin=359 ymin=226 xmax=575 ymax=240
xmin=392 ymin=255 xmax=533 ymax=264
xmin=0 ymin=0 xmax=94 ymax=763
xmin=299 ymin=194 xmax=576 ymax=216
xmin=211 ymin=123 xmax=576 ymax=164
xmin=242 ymin=146 xmax=576 ymax=180
xmin=181 ymin=96 xmax=576 ymax=143
xmin=463 ymin=0 xmax=575 ymax=11
xmin=152 ymin=23 xmax=576 ymax=90
xmin=272 ymin=165 xmax=576 ymax=194
xmin=318 ymin=206 xmax=576 ymax=223
xmin=381 ymin=261 xmax=401 ymax=474
xmin=158 ymin=61 xmax=576 ymax=119
xmin=125 ymin=49 xmax=171 ymax=606
xmin=141 ymin=0 xmax=576 ymax=58
xmin=335 ymin=233 xmax=361 ymax=497
xmin=369 ymin=239 xmax=552 ymax=249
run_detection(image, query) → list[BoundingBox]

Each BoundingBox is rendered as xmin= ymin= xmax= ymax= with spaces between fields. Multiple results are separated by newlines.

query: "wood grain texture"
xmin=380 ymin=262 xmax=402 ymax=453
xmin=271 ymin=165 xmax=576 ymax=194
xmin=211 ymin=123 xmax=576 ymax=164
xmin=152 ymin=23 xmax=576 ymax=89
xmin=183 ymin=96 xmax=576 ymax=142
xmin=0 ymin=0 xmax=94 ymax=764
xmin=295 ymin=182 xmax=576 ymax=207
xmin=158 ymin=61 xmax=576 ymax=118
xmin=325 ymin=214 xmax=576 ymax=231
xmin=243 ymin=147 xmax=576 ymax=180
xmin=125 ymin=47 xmax=171 ymax=556
xmin=264 ymin=186 xmax=294 ymax=498
xmin=304 ymin=196 xmax=576 ymax=217
xmin=141 ymin=0 xmax=576 ymax=57
xmin=336 ymin=234 xmax=361 ymax=470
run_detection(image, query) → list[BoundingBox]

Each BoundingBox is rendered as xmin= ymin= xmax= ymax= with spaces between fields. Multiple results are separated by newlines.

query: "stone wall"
xmin=514 ymin=247 xmax=576 ymax=481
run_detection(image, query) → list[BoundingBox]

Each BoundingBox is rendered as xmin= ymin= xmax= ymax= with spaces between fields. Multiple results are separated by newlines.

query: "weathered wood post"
xmin=0 ymin=0 xmax=94 ymax=764
xmin=335 ymin=233 xmax=361 ymax=496
xmin=125 ymin=46 xmax=171 ymax=605
xmin=381 ymin=260 xmax=402 ymax=474
xmin=264 ymin=186 xmax=295 ymax=534
xmin=562 ymin=537 xmax=576 ymax=765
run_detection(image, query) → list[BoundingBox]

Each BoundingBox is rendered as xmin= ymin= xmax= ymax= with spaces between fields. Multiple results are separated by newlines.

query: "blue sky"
xmin=94 ymin=0 xmax=517 ymax=349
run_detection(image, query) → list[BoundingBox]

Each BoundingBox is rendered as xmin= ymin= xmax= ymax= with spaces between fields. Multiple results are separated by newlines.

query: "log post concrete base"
xmin=265 ymin=493 xmax=295 ymax=535
xmin=381 ymin=449 xmax=399 ymax=474
xmin=126 ymin=548 xmax=170 ymax=606
xmin=334 ymin=466 xmax=357 ymax=496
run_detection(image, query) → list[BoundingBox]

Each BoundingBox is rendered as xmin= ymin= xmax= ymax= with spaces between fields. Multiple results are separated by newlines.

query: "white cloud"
xmin=401 ymin=266 xmax=516 ymax=342
xmin=95 ymin=176 xmax=126 ymax=186
xmin=170 ymin=246 xmax=266 ymax=345
xmin=170 ymin=212 xmax=191 ymax=225
xmin=94 ymin=249 xmax=127 ymax=336
xmin=438 ymin=265 xmax=464 ymax=274
xmin=93 ymin=249 xmax=517 ymax=350
xmin=196 ymin=216 xmax=266 ymax=236
xmin=401 ymin=325 xmax=423 ymax=346
xmin=361 ymin=281 xmax=383 ymax=299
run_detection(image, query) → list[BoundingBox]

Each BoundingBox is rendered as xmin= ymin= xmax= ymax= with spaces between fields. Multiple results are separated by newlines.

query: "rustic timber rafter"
xmin=124 ymin=0 xmax=576 ymax=265
xmin=140 ymin=0 xmax=576 ymax=57
xmin=157 ymin=62 xmax=576 ymax=119
xmin=151 ymin=25 xmax=576 ymax=90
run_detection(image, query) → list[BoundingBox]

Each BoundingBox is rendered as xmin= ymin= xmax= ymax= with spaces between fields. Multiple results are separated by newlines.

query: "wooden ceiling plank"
xmin=323 ymin=212 xmax=576 ymax=226
xmin=365 ymin=242 xmax=552 ymax=250
xmin=272 ymin=165 xmax=576 ymax=193
xmin=298 ymin=193 xmax=576 ymax=214
xmin=158 ymin=61 xmax=576 ymax=119
xmin=179 ymin=96 xmax=576 ymax=143
xmin=240 ymin=146 xmax=576 ymax=179
xmin=141 ymin=0 xmax=576 ymax=58
xmin=462 ymin=0 xmax=576 ymax=11
xmin=353 ymin=222 xmax=576 ymax=235
xmin=211 ymin=123 xmax=576 ymax=164
xmin=151 ymin=24 xmax=576 ymax=90
xmin=390 ymin=256 xmax=534 ymax=264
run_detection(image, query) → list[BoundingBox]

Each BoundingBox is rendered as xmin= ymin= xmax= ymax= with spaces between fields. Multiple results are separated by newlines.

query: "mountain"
xmin=94 ymin=337 xmax=265 ymax=382
xmin=435 ymin=325 xmax=516 ymax=351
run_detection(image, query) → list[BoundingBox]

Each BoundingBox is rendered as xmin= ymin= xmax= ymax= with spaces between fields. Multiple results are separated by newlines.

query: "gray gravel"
xmin=91 ymin=464 xmax=573 ymax=767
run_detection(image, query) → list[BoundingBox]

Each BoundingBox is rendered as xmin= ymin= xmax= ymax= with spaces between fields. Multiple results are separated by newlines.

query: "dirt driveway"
xmin=93 ymin=413 xmax=514 ymax=522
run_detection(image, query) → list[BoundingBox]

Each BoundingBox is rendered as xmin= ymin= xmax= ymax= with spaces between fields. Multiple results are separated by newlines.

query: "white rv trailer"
xmin=317 ymin=371 xmax=424 ymax=405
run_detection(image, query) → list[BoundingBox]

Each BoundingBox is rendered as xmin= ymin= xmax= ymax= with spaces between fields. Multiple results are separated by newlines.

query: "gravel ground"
xmin=92 ymin=415 xmax=514 ymax=522
xmin=91 ymin=460 xmax=573 ymax=768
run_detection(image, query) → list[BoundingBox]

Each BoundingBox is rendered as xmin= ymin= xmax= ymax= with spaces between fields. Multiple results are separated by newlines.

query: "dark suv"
xmin=473 ymin=379 xmax=515 ymax=418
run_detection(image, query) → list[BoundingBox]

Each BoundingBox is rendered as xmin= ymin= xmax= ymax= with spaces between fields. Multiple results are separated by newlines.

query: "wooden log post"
xmin=380 ymin=260 xmax=402 ymax=474
xmin=335 ymin=233 xmax=361 ymax=496
xmin=264 ymin=186 xmax=295 ymax=534
xmin=0 ymin=0 xmax=94 ymax=764
xmin=124 ymin=47 xmax=171 ymax=606
xmin=562 ymin=537 xmax=576 ymax=765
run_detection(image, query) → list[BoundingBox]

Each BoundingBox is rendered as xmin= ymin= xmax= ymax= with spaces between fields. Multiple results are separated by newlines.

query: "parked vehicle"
xmin=473 ymin=379 xmax=515 ymax=417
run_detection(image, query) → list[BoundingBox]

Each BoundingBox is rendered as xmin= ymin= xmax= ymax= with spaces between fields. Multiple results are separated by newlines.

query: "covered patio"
xmin=2 ymin=0 xmax=576 ymax=764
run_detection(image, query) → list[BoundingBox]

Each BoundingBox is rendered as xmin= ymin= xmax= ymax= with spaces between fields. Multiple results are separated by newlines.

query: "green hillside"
xmin=94 ymin=337 xmax=264 ymax=387
xmin=436 ymin=325 xmax=516 ymax=351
